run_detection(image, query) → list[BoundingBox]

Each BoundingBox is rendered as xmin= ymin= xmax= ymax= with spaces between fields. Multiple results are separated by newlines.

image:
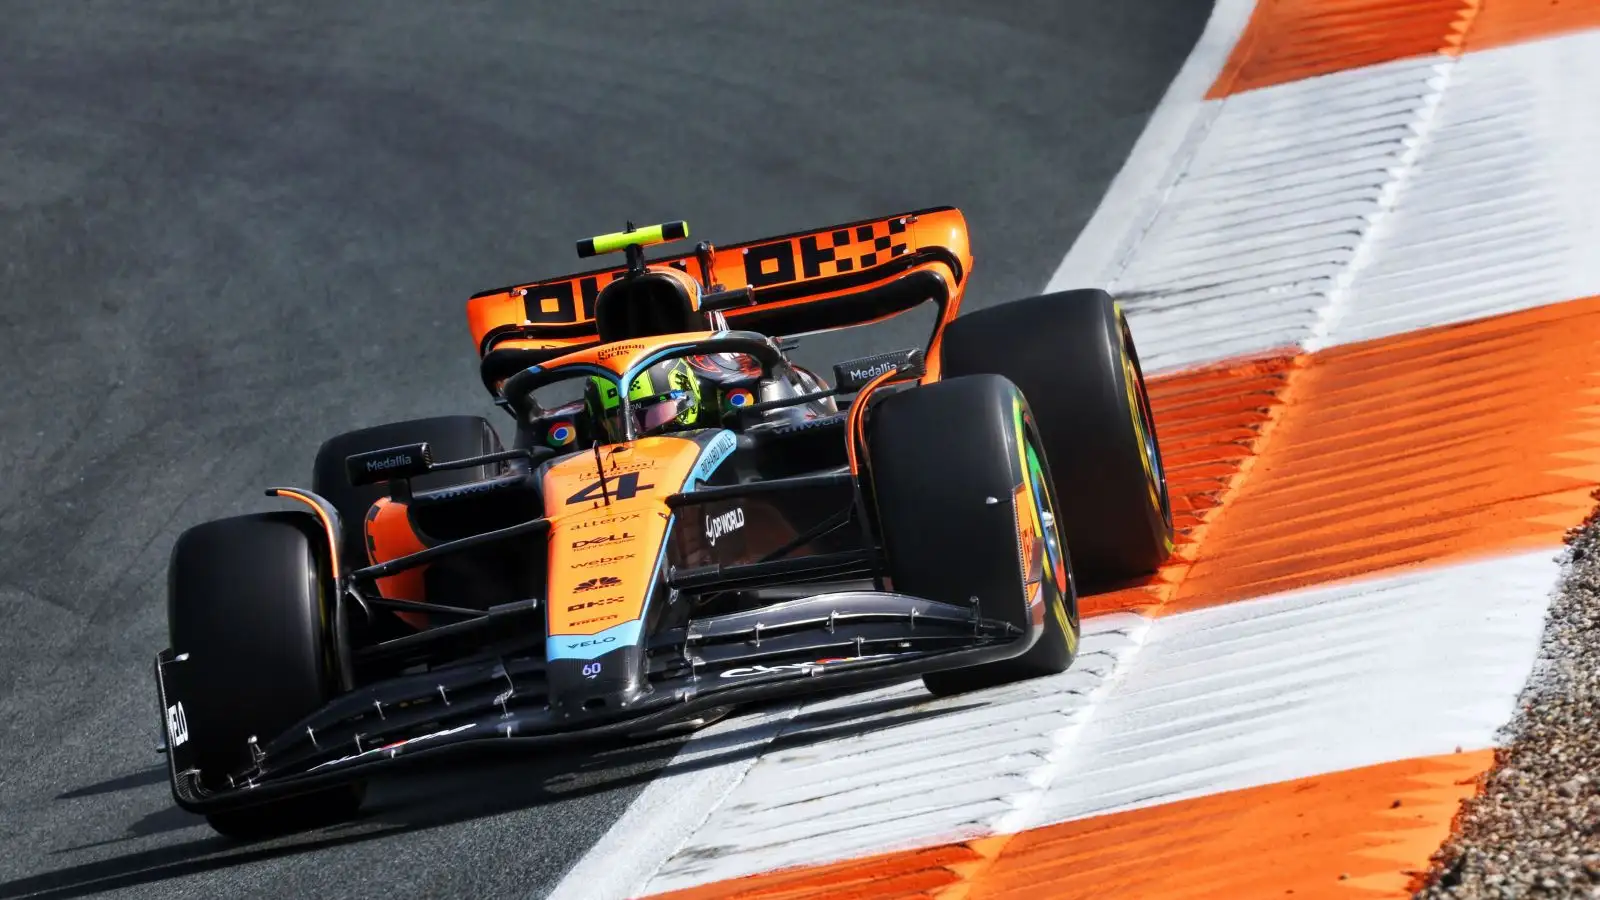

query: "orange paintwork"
xmin=1465 ymin=0 xmax=1600 ymax=53
xmin=1208 ymin=0 xmax=1468 ymax=98
xmin=269 ymin=487 xmax=346 ymax=579
xmin=845 ymin=367 xmax=911 ymax=476
xmin=467 ymin=208 xmax=973 ymax=359
xmin=1083 ymin=295 xmax=1600 ymax=617
xmin=480 ymin=334 xmax=598 ymax=366
xmin=1209 ymin=0 xmax=1600 ymax=99
xmin=351 ymin=433 xmax=718 ymax=634
xmin=365 ymin=497 xmax=431 ymax=629
xmin=1166 ymin=294 xmax=1600 ymax=613
xmin=1084 ymin=351 xmax=1299 ymax=617
xmin=543 ymin=330 xmax=724 ymax=376
xmin=642 ymin=750 xmax=1494 ymax=900
xmin=541 ymin=436 xmax=711 ymax=637
xmin=721 ymin=257 xmax=964 ymax=336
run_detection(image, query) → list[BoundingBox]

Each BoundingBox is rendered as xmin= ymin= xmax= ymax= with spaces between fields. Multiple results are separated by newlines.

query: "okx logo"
xmin=568 ymin=595 xmax=624 ymax=613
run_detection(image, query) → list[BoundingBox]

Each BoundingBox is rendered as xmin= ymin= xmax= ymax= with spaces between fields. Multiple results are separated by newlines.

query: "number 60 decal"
xmin=582 ymin=662 xmax=602 ymax=679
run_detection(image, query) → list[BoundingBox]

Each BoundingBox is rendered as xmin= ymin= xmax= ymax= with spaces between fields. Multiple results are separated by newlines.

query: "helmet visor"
xmin=631 ymin=389 xmax=695 ymax=435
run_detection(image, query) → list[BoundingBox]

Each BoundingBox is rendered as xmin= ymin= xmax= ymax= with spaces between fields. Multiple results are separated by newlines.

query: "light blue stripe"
xmin=546 ymin=619 xmax=642 ymax=661
xmin=686 ymin=429 xmax=737 ymax=489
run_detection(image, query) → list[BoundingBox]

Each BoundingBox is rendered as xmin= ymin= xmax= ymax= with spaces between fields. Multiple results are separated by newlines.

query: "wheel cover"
xmin=1015 ymin=405 xmax=1079 ymax=650
xmin=1130 ymin=361 xmax=1168 ymax=516
xmin=1025 ymin=442 xmax=1070 ymax=600
xmin=1117 ymin=311 xmax=1173 ymax=534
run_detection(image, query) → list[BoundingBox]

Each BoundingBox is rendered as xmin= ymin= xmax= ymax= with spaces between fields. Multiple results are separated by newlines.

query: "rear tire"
xmin=167 ymin=511 xmax=363 ymax=839
xmin=940 ymin=289 xmax=1173 ymax=586
xmin=866 ymin=375 xmax=1080 ymax=696
xmin=311 ymin=415 xmax=504 ymax=565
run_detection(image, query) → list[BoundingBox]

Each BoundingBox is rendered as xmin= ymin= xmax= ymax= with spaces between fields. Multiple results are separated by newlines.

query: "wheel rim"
xmin=1121 ymin=317 xmax=1171 ymax=527
xmin=1024 ymin=437 xmax=1078 ymax=630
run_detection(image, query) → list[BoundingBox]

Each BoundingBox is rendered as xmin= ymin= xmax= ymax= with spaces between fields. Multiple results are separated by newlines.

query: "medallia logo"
xmin=365 ymin=453 xmax=412 ymax=472
xmin=846 ymin=360 xmax=897 ymax=382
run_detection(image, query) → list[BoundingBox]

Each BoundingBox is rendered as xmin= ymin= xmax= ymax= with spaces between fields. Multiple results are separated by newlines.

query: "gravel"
xmin=1414 ymin=499 xmax=1600 ymax=899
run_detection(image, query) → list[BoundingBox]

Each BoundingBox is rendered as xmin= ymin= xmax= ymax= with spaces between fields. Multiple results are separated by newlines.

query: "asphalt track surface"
xmin=0 ymin=3 xmax=1208 ymax=898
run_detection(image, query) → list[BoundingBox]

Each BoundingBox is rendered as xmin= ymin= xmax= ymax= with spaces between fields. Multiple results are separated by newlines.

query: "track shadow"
xmin=1076 ymin=572 xmax=1163 ymax=597
xmin=5 ymin=692 xmax=980 ymax=900
xmin=50 ymin=806 xmax=202 ymax=854
xmin=54 ymin=766 xmax=167 ymax=801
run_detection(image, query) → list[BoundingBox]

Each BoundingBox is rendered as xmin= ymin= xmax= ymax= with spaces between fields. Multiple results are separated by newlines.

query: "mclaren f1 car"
xmin=155 ymin=208 xmax=1174 ymax=837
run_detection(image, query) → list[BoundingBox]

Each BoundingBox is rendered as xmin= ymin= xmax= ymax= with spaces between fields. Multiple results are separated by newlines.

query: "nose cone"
xmin=545 ymin=641 xmax=651 ymax=722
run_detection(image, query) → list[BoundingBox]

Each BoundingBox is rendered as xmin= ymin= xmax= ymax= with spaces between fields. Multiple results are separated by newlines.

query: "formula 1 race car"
xmin=155 ymin=207 xmax=1173 ymax=837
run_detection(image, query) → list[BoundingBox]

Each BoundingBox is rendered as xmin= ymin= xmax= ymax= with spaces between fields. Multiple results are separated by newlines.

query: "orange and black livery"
xmin=154 ymin=208 xmax=1174 ymax=838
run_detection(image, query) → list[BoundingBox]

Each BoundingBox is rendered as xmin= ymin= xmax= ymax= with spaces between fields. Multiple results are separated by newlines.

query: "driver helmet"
xmin=584 ymin=357 xmax=704 ymax=443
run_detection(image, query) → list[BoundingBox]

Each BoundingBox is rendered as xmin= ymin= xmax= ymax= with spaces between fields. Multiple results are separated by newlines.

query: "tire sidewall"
xmin=867 ymin=375 xmax=1080 ymax=690
xmin=167 ymin=512 xmax=336 ymax=790
xmin=940 ymin=290 xmax=1173 ymax=583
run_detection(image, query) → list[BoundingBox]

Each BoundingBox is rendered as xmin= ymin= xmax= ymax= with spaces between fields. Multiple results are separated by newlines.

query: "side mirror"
xmin=833 ymin=348 xmax=925 ymax=394
xmin=346 ymin=443 xmax=432 ymax=487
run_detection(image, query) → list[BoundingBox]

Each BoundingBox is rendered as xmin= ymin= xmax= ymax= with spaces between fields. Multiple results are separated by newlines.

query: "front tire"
xmin=166 ymin=511 xmax=362 ymax=838
xmin=940 ymin=289 xmax=1173 ymax=586
xmin=866 ymin=375 xmax=1080 ymax=696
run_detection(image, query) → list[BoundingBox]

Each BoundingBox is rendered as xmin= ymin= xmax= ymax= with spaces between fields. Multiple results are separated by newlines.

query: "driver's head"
xmin=584 ymin=358 xmax=703 ymax=443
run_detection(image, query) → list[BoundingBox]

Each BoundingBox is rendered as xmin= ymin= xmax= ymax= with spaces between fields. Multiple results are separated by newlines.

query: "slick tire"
xmin=167 ymin=511 xmax=363 ymax=839
xmin=312 ymin=415 xmax=505 ymax=566
xmin=939 ymin=289 xmax=1173 ymax=586
xmin=867 ymin=374 xmax=1081 ymax=696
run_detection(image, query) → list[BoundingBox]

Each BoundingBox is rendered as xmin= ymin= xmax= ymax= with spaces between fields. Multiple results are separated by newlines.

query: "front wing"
xmin=156 ymin=590 xmax=1037 ymax=814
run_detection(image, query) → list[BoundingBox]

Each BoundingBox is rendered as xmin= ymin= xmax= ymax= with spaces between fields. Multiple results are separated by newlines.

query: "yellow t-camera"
xmin=576 ymin=221 xmax=690 ymax=259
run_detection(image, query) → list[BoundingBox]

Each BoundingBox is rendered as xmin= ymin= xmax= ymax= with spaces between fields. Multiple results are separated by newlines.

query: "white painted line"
xmin=546 ymin=704 xmax=800 ymax=900
xmin=1048 ymin=0 xmax=1257 ymax=292
xmin=1025 ymin=552 xmax=1559 ymax=828
xmin=1096 ymin=55 xmax=1456 ymax=371
xmin=1319 ymin=30 xmax=1600 ymax=349
xmin=640 ymin=616 xmax=1151 ymax=896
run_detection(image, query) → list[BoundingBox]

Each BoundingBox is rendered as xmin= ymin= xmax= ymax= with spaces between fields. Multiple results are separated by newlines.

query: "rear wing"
xmin=466 ymin=206 xmax=972 ymax=362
